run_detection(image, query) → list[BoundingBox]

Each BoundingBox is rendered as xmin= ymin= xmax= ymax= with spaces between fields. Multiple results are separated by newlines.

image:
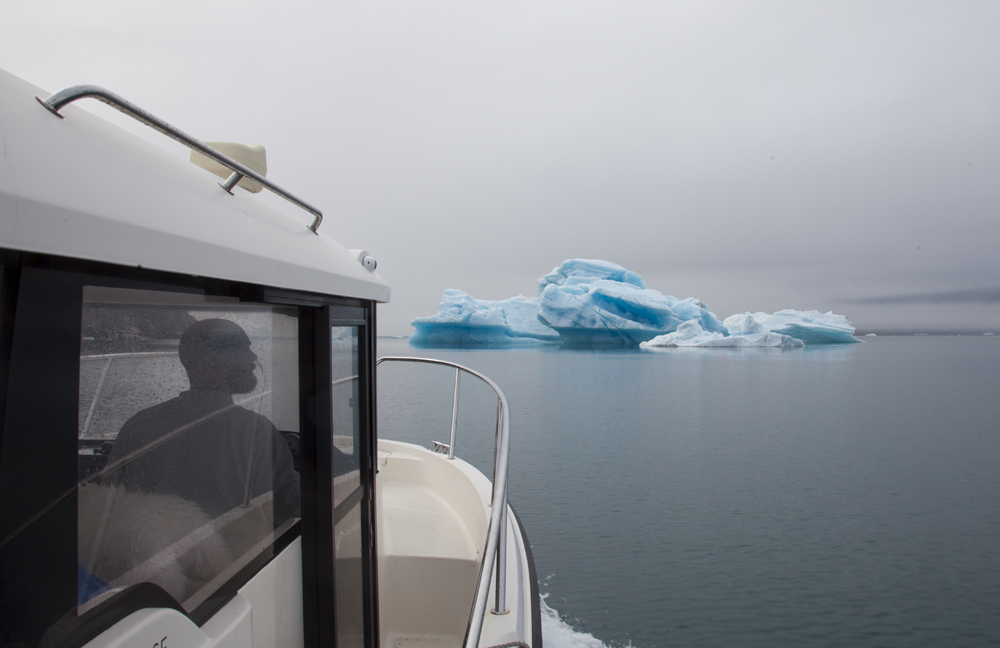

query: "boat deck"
xmin=376 ymin=440 xmax=533 ymax=648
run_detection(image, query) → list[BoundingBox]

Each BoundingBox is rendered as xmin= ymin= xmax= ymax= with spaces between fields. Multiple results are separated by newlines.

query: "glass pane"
xmin=331 ymin=325 xmax=364 ymax=648
xmin=334 ymin=501 xmax=365 ymax=648
xmin=332 ymin=327 xmax=361 ymax=504
xmin=77 ymin=287 xmax=301 ymax=613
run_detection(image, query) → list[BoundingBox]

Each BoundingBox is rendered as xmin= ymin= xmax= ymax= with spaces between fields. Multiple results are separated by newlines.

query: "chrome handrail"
xmin=376 ymin=356 xmax=512 ymax=648
xmin=35 ymin=85 xmax=324 ymax=233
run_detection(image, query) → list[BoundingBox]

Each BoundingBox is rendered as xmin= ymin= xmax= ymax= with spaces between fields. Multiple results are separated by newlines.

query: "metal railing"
xmin=376 ymin=356 xmax=512 ymax=648
xmin=76 ymin=351 xmax=512 ymax=648
xmin=35 ymin=84 xmax=324 ymax=233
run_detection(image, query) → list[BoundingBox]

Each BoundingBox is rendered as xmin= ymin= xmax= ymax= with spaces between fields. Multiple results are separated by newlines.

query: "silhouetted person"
xmin=106 ymin=318 xmax=300 ymax=526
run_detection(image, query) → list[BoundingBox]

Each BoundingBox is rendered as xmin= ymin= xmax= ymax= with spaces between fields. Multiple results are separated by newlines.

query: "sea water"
xmin=375 ymin=336 xmax=1000 ymax=648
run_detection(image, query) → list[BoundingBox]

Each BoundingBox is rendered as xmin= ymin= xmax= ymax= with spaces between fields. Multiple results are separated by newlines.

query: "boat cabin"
xmin=0 ymin=68 xmax=537 ymax=648
xmin=0 ymin=69 xmax=387 ymax=648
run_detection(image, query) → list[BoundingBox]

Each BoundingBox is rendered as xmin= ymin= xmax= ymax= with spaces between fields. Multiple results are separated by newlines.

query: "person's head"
xmin=178 ymin=319 xmax=258 ymax=394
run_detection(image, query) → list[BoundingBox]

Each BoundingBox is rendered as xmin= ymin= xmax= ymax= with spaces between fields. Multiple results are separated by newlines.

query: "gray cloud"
xmin=847 ymin=288 xmax=1000 ymax=306
xmin=3 ymin=1 xmax=999 ymax=334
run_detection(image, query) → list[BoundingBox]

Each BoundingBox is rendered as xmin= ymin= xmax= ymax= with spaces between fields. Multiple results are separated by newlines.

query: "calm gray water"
xmin=375 ymin=336 xmax=1000 ymax=648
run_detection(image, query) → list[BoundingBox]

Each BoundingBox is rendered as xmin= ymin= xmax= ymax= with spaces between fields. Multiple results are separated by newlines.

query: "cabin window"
xmin=76 ymin=286 xmax=301 ymax=614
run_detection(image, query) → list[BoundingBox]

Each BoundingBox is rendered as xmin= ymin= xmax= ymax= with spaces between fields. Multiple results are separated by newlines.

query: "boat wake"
xmin=540 ymin=594 xmax=617 ymax=648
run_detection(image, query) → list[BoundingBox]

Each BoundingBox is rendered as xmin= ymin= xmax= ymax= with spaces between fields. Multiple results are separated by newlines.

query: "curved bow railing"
xmin=376 ymin=356 xmax=511 ymax=648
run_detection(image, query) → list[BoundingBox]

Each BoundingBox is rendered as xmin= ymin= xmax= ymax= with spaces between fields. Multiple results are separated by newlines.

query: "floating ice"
xmin=538 ymin=258 xmax=648 ymax=291
xmin=409 ymin=290 xmax=559 ymax=347
xmin=501 ymin=295 xmax=561 ymax=340
xmin=865 ymin=333 xmax=877 ymax=337
xmin=641 ymin=319 xmax=804 ymax=348
xmin=410 ymin=260 xmax=862 ymax=348
xmin=723 ymin=310 xmax=861 ymax=345
xmin=536 ymin=259 xmax=726 ymax=346
xmin=723 ymin=312 xmax=770 ymax=336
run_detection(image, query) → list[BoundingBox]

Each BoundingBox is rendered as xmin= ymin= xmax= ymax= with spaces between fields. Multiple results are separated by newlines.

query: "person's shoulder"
xmin=117 ymin=396 xmax=185 ymax=436
xmin=233 ymin=404 xmax=280 ymax=432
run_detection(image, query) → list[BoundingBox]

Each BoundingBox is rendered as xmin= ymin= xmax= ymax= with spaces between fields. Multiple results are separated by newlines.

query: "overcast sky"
xmin=3 ymin=1 xmax=998 ymax=334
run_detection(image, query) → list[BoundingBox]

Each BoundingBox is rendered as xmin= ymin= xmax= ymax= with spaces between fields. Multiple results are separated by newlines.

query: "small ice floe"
xmin=724 ymin=310 xmax=861 ymax=344
xmin=640 ymin=319 xmax=804 ymax=348
xmin=865 ymin=333 xmax=877 ymax=337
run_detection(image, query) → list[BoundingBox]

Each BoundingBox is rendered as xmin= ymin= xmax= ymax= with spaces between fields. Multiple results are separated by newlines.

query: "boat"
xmin=0 ymin=68 xmax=541 ymax=648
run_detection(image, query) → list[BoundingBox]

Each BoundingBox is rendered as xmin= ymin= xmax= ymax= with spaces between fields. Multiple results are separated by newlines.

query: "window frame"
xmin=299 ymin=305 xmax=380 ymax=648
xmin=0 ymin=251 xmax=379 ymax=648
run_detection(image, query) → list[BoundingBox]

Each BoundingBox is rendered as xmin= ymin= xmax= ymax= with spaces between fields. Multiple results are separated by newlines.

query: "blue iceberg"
xmin=536 ymin=260 xmax=727 ymax=346
xmin=409 ymin=260 xmax=861 ymax=348
xmin=409 ymin=289 xmax=559 ymax=347
xmin=537 ymin=259 xmax=649 ymax=292
xmin=723 ymin=310 xmax=861 ymax=345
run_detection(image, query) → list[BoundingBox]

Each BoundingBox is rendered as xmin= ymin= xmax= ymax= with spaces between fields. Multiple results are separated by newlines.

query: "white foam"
xmin=540 ymin=594 xmax=614 ymax=648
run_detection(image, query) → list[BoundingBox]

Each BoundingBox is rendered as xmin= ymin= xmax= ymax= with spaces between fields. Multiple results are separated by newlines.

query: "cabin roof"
xmin=0 ymin=69 xmax=390 ymax=303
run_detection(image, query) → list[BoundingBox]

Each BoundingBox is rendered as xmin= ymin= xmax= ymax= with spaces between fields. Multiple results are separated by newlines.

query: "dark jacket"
xmin=106 ymin=390 xmax=300 ymax=525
